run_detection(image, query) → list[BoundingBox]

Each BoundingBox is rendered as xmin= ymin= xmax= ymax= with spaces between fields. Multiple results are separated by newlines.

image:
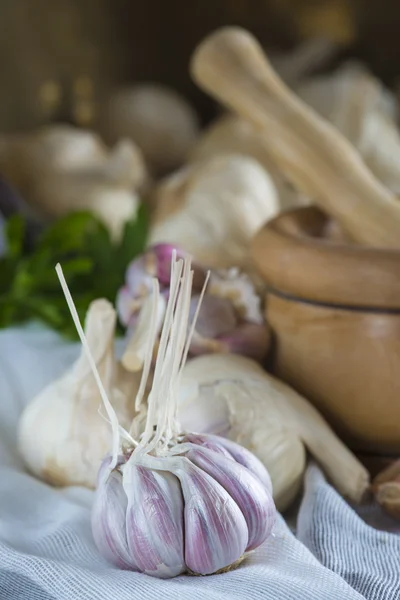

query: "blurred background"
xmin=1 ymin=0 xmax=399 ymax=131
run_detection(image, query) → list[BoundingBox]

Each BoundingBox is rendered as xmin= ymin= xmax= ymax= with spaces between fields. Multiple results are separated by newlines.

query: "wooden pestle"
xmin=190 ymin=27 xmax=400 ymax=248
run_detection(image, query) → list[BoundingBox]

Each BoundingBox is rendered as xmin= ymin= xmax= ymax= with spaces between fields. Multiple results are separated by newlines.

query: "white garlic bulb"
xmin=0 ymin=125 xmax=148 ymax=240
xmin=102 ymin=83 xmax=200 ymax=175
xmin=191 ymin=114 xmax=309 ymax=211
xmin=295 ymin=61 xmax=400 ymax=194
xmin=149 ymin=154 xmax=280 ymax=271
xmin=18 ymin=299 xmax=139 ymax=488
xmin=176 ymin=353 xmax=370 ymax=512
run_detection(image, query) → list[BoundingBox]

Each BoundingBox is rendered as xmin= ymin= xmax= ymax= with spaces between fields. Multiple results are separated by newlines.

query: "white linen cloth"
xmin=0 ymin=327 xmax=398 ymax=600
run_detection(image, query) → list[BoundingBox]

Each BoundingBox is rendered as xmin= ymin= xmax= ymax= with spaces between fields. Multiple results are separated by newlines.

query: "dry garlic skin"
xmin=17 ymin=374 xmax=118 ymax=488
xmin=149 ymin=154 xmax=279 ymax=271
xmin=17 ymin=299 xmax=136 ymax=488
xmin=92 ymin=436 xmax=275 ymax=577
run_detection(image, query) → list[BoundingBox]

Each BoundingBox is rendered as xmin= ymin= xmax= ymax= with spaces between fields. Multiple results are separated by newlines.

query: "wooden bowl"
xmin=252 ymin=206 xmax=400 ymax=455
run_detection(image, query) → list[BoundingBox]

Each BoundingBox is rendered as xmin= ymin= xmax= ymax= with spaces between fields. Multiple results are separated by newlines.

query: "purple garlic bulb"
xmin=92 ymin=254 xmax=275 ymax=578
xmin=116 ymin=243 xmax=207 ymax=329
xmin=92 ymin=434 xmax=275 ymax=577
xmin=116 ymin=244 xmax=270 ymax=363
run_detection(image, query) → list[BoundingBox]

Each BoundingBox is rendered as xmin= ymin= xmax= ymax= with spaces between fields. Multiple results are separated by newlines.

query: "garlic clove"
xmin=186 ymin=445 xmax=275 ymax=551
xmin=123 ymin=463 xmax=185 ymax=578
xmin=216 ymin=321 xmax=271 ymax=362
xmin=116 ymin=244 xmax=207 ymax=331
xmin=92 ymin=459 xmax=133 ymax=570
xmin=125 ymin=255 xmax=155 ymax=299
xmin=189 ymin=294 xmax=237 ymax=339
xmin=147 ymin=243 xmax=207 ymax=291
xmin=174 ymin=457 xmax=248 ymax=575
xmin=183 ymin=433 xmax=234 ymax=461
xmin=184 ymin=433 xmax=273 ymax=494
xmin=208 ymin=269 xmax=264 ymax=324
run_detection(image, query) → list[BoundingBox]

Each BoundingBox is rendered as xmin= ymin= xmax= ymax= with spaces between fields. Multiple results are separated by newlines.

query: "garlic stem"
xmin=142 ymin=256 xmax=183 ymax=451
xmin=133 ymin=279 xmax=161 ymax=413
xmin=55 ymin=263 xmax=121 ymax=470
xmin=121 ymin=288 xmax=165 ymax=374
xmin=175 ymin=270 xmax=210 ymax=435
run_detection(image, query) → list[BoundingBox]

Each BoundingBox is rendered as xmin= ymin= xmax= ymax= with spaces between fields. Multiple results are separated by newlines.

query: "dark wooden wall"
xmin=0 ymin=0 xmax=399 ymax=132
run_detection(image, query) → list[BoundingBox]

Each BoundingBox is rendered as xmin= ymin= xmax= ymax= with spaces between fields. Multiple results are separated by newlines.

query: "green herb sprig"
xmin=0 ymin=205 xmax=149 ymax=339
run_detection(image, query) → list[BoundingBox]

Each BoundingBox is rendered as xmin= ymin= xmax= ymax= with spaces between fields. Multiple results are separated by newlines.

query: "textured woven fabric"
xmin=0 ymin=327 xmax=397 ymax=600
xmin=298 ymin=466 xmax=400 ymax=600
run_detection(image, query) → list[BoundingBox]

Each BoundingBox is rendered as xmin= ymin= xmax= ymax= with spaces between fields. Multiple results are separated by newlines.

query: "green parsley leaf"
xmin=0 ymin=205 xmax=149 ymax=338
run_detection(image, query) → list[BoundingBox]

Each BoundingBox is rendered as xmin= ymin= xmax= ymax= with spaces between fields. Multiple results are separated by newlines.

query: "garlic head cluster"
xmin=117 ymin=243 xmax=270 ymax=365
xmin=73 ymin=255 xmax=276 ymax=577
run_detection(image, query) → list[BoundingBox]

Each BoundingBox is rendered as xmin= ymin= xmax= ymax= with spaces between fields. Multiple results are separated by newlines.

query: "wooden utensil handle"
xmin=191 ymin=27 xmax=400 ymax=248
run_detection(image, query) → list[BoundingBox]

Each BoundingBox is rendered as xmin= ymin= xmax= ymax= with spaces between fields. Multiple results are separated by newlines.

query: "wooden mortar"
xmin=253 ymin=206 xmax=400 ymax=455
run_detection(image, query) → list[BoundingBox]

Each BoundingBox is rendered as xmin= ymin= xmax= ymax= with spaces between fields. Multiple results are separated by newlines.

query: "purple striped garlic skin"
xmin=92 ymin=436 xmax=276 ymax=578
xmin=116 ymin=244 xmax=206 ymax=329
xmin=124 ymin=464 xmax=185 ymax=578
xmin=174 ymin=457 xmax=248 ymax=575
xmin=91 ymin=460 xmax=133 ymax=570
xmin=185 ymin=446 xmax=275 ymax=551
xmin=185 ymin=433 xmax=273 ymax=494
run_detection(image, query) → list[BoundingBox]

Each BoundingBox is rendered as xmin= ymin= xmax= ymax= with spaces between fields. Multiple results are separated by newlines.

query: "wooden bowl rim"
xmin=252 ymin=206 xmax=400 ymax=309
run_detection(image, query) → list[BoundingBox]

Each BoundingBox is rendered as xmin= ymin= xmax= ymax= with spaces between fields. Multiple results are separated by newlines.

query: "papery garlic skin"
xmin=149 ymin=154 xmax=279 ymax=271
xmin=124 ymin=464 xmax=185 ymax=577
xmin=92 ymin=440 xmax=275 ymax=577
xmin=185 ymin=445 xmax=275 ymax=551
xmin=177 ymin=354 xmax=370 ymax=512
xmin=92 ymin=457 xmax=132 ymax=569
xmin=184 ymin=433 xmax=273 ymax=494
xmin=173 ymin=457 xmax=249 ymax=575
xmin=191 ymin=115 xmax=308 ymax=211
xmin=18 ymin=300 xmax=138 ymax=488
